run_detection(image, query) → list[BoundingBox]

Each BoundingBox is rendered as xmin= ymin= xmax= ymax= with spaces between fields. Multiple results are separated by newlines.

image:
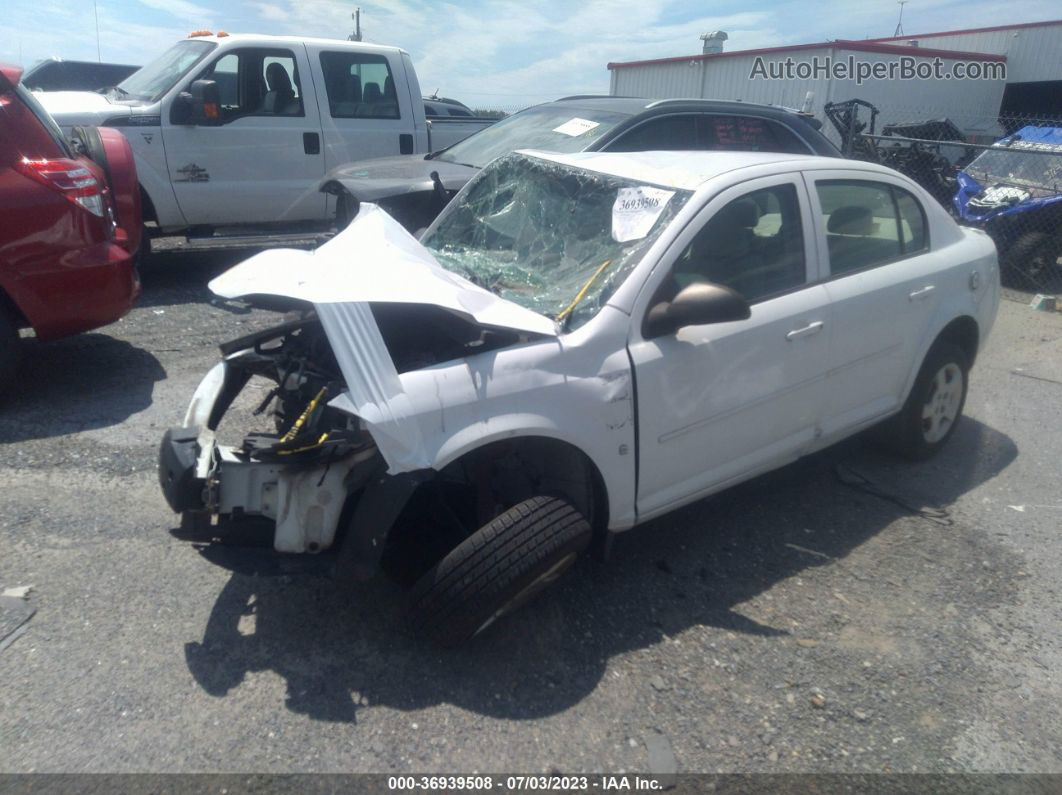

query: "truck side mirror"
xmin=643 ymin=282 xmax=751 ymax=339
xmin=172 ymin=79 xmax=222 ymax=126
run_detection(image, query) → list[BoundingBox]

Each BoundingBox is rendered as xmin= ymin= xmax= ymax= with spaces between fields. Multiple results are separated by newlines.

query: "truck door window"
xmin=211 ymin=54 xmax=239 ymax=111
xmin=197 ymin=48 xmax=304 ymax=120
xmin=671 ymin=183 xmax=807 ymax=303
xmin=261 ymin=56 xmax=303 ymax=116
xmin=319 ymin=52 xmax=400 ymax=119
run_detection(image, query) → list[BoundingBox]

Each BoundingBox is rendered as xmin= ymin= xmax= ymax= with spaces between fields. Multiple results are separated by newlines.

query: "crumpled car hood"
xmin=209 ymin=204 xmax=557 ymax=474
xmin=320 ymin=155 xmax=478 ymax=202
xmin=209 ymin=203 xmax=556 ymax=338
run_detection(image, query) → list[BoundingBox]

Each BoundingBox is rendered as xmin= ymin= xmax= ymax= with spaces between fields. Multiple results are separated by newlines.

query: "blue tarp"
xmin=1007 ymin=126 xmax=1062 ymax=149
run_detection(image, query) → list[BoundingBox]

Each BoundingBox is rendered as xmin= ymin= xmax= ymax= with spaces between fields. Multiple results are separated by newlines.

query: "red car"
xmin=0 ymin=63 xmax=141 ymax=382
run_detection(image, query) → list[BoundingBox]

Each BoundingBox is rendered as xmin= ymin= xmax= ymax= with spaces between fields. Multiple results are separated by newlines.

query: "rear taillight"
xmin=15 ymin=158 xmax=106 ymax=217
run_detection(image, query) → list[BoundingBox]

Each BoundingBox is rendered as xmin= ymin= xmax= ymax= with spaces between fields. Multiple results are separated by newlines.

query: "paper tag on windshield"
xmin=612 ymin=187 xmax=675 ymax=243
xmin=552 ymin=118 xmax=601 ymax=137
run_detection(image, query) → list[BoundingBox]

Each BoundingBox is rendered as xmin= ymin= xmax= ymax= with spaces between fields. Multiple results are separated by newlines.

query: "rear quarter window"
xmin=11 ymin=85 xmax=73 ymax=158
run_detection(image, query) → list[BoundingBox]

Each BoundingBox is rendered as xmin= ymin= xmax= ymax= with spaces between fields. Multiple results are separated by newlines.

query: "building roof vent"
xmin=700 ymin=31 xmax=728 ymax=55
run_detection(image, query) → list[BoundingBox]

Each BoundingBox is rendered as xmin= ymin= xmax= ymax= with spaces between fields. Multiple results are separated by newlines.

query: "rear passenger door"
xmin=804 ymin=171 xmax=939 ymax=436
xmin=313 ymin=47 xmax=416 ymax=172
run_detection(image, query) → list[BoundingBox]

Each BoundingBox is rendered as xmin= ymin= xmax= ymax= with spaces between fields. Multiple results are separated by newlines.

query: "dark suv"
xmin=321 ymin=95 xmax=839 ymax=231
xmin=21 ymin=58 xmax=140 ymax=93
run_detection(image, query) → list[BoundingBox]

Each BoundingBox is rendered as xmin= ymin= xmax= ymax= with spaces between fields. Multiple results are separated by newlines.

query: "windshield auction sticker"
xmin=612 ymin=186 xmax=675 ymax=242
xmin=552 ymin=117 xmax=601 ymax=137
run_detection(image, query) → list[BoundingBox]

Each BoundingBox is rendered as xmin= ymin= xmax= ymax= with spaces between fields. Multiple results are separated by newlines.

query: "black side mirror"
xmin=172 ymin=79 xmax=221 ymax=126
xmin=643 ymin=282 xmax=751 ymax=339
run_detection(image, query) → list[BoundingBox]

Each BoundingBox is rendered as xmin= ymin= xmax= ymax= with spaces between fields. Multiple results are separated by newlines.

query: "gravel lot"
xmin=1 ymin=250 xmax=1060 ymax=774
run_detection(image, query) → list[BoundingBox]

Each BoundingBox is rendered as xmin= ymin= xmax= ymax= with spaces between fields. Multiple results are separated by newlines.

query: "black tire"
xmin=1004 ymin=232 xmax=1062 ymax=293
xmin=0 ymin=306 xmax=22 ymax=388
xmin=408 ymin=495 xmax=592 ymax=646
xmin=886 ymin=342 xmax=969 ymax=461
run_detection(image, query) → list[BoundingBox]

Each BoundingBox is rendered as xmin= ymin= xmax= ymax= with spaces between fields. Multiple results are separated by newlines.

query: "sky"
xmin=1 ymin=0 xmax=1059 ymax=109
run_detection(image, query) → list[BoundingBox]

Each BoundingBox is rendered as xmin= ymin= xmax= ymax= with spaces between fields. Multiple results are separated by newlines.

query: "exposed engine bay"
xmin=159 ymin=303 xmax=528 ymax=559
xmin=220 ymin=303 xmax=521 ymax=446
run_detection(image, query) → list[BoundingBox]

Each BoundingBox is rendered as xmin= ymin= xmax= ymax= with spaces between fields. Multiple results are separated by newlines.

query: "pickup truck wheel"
xmin=408 ymin=495 xmax=591 ymax=647
xmin=0 ymin=307 xmax=22 ymax=387
xmin=887 ymin=342 xmax=969 ymax=461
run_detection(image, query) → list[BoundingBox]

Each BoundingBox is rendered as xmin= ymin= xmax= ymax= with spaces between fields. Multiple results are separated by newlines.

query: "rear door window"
xmin=816 ymin=180 xmax=905 ymax=275
xmin=700 ymin=115 xmax=810 ymax=154
xmin=606 ymin=114 xmax=699 ymax=152
xmin=319 ymin=52 xmax=400 ymax=119
xmin=895 ymin=188 xmax=928 ymax=254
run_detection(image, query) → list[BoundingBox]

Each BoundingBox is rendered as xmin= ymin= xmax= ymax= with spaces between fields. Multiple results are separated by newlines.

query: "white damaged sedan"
xmin=160 ymin=149 xmax=999 ymax=645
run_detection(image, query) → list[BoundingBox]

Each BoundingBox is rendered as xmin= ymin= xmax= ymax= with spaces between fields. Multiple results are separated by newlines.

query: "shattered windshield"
xmin=966 ymin=141 xmax=1062 ymax=190
xmin=422 ymin=153 xmax=691 ymax=331
xmin=431 ymin=105 xmax=631 ymax=168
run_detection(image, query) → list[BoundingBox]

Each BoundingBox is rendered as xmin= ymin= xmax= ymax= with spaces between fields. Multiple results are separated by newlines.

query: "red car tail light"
xmin=15 ymin=157 xmax=106 ymax=217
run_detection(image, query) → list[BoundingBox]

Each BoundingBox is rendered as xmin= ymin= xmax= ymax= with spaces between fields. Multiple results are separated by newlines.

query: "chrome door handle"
xmin=909 ymin=285 xmax=936 ymax=301
xmin=786 ymin=321 xmax=824 ymax=341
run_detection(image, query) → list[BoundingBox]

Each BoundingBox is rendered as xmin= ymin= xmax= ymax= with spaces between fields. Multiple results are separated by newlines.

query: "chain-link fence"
xmin=819 ymin=99 xmax=1062 ymax=293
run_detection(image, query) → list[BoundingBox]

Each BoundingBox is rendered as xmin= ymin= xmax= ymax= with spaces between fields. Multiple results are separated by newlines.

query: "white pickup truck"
xmin=38 ymin=34 xmax=493 ymax=243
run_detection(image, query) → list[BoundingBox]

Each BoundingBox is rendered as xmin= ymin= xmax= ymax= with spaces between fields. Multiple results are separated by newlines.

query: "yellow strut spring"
xmin=277 ymin=432 xmax=331 ymax=456
xmin=555 ymin=259 xmax=613 ymax=324
xmin=280 ymin=386 xmax=328 ymax=443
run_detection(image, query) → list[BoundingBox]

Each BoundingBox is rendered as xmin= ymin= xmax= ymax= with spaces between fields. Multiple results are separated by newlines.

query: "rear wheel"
xmin=408 ymin=495 xmax=592 ymax=646
xmin=886 ymin=342 xmax=969 ymax=461
xmin=0 ymin=307 xmax=22 ymax=387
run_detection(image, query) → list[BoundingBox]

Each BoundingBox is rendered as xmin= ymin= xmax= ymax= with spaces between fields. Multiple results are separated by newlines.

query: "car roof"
xmin=516 ymin=149 xmax=847 ymax=190
xmin=548 ymin=95 xmax=813 ymax=119
xmin=25 ymin=58 xmax=139 ymax=69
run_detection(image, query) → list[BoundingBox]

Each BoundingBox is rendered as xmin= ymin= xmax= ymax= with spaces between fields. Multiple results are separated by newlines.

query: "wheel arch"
xmin=434 ymin=432 xmax=611 ymax=538
xmin=935 ymin=314 xmax=980 ymax=367
xmin=902 ymin=314 xmax=980 ymax=407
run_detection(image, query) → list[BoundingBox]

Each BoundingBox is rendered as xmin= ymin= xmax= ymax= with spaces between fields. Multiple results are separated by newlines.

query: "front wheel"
xmin=887 ymin=342 xmax=969 ymax=461
xmin=408 ymin=495 xmax=592 ymax=646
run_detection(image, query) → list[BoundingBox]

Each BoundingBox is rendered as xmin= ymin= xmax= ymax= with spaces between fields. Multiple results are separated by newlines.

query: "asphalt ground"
xmin=1 ymin=250 xmax=1060 ymax=774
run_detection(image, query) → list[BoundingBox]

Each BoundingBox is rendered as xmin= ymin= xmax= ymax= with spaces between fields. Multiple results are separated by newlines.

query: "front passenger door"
xmin=628 ymin=176 xmax=833 ymax=521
